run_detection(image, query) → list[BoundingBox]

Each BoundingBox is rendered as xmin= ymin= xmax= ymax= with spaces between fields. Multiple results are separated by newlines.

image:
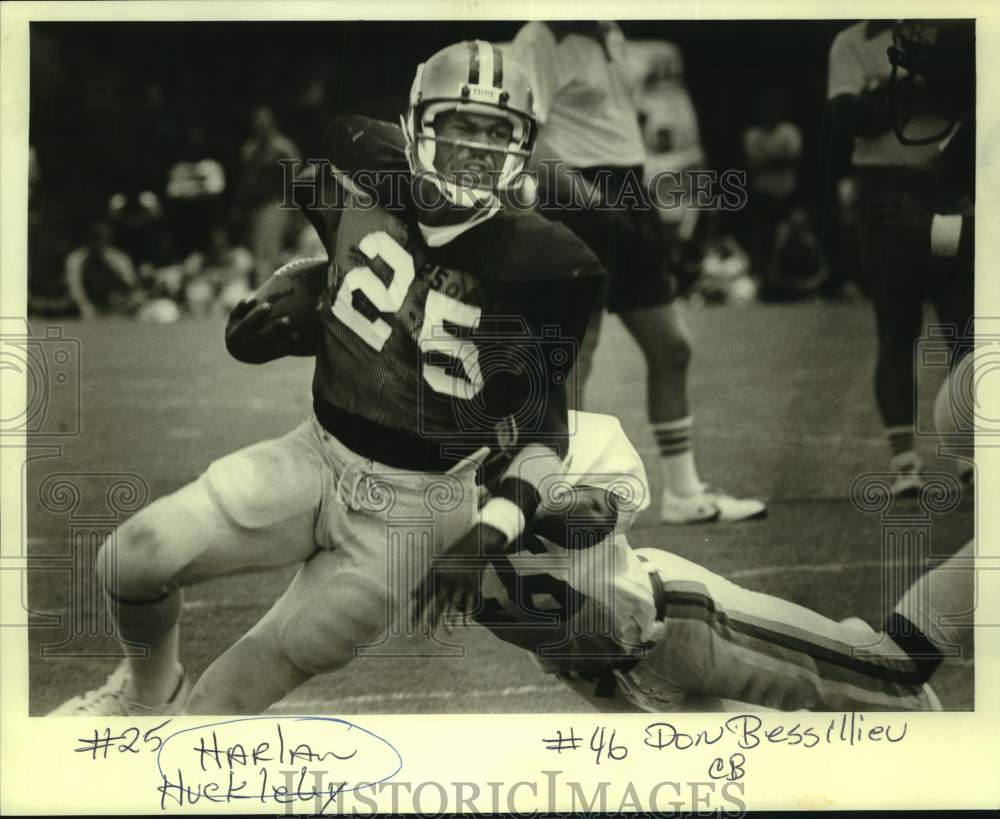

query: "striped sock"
xmin=884 ymin=613 xmax=944 ymax=683
xmin=886 ymin=540 xmax=974 ymax=678
xmin=886 ymin=425 xmax=915 ymax=458
xmin=653 ymin=416 xmax=702 ymax=497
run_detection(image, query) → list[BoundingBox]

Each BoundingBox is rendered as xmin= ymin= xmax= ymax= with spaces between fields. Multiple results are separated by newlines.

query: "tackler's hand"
xmin=411 ymin=522 xmax=506 ymax=635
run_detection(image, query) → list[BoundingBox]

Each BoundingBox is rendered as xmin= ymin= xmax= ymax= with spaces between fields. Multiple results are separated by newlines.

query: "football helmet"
xmin=402 ymin=40 xmax=537 ymax=210
xmin=888 ymin=20 xmax=974 ymax=145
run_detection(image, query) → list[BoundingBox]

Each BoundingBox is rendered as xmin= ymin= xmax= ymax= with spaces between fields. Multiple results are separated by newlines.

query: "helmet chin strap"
xmin=412 ymin=169 xmax=502 ymax=242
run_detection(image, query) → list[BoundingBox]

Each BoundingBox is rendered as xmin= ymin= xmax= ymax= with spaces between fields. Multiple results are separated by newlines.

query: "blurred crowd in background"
xmin=28 ymin=21 xmax=866 ymax=321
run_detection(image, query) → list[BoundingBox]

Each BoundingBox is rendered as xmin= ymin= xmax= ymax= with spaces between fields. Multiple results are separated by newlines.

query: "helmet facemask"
xmin=888 ymin=20 xmax=975 ymax=146
xmin=402 ymin=42 xmax=537 ymax=222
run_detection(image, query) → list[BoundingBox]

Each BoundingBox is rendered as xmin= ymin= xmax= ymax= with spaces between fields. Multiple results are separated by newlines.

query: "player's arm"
xmin=868 ymin=190 xmax=975 ymax=265
xmin=928 ymin=208 xmax=973 ymax=261
xmin=287 ymin=113 xmax=408 ymax=251
xmin=871 ymin=129 xmax=974 ymax=263
xmin=227 ymin=116 xmax=391 ymax=365
xmin=412 ymin=422 xmax=569 ymax=632
xmin=930 ymin=122 xmax=975 ymax=263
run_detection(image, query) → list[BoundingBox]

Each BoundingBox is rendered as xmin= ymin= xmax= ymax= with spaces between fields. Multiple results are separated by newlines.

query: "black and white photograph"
xmin=2 ymin=1 xmax=997 ymax=814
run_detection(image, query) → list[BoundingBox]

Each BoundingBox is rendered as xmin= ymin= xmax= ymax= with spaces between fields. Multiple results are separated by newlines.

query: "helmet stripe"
xmin=467 ymin=40 xmax=481 ymax=84
xmin=477 ymin=40 xmax=493 ymax=90
xmin=493 ymin=43 xmax=504 ymax=88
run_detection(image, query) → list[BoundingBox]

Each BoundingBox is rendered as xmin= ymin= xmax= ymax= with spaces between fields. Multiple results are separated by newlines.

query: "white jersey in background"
xmin=507 ymin=21 xmax=646 ymax=168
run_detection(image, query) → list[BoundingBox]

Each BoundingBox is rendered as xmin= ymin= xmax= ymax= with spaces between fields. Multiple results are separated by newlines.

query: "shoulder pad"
xmin=481 ymin=210 xmax=604 ymax=282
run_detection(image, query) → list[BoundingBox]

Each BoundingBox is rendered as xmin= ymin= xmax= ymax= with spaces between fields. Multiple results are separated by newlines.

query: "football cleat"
xmin=660 ymin=485 xmax=767 ymax=525
xmin=47 ymin=661 xmax=190 ymax=716
xmin=889 ymin=451 xmax=924 ymax=498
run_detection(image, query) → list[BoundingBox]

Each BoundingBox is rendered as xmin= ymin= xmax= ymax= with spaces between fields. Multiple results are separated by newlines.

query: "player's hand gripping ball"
xmin=225 ymin=257 xmax=327 ymax=364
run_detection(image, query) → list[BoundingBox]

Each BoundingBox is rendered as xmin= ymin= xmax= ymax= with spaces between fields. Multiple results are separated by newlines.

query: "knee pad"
xmin=277 ymin=577 xmax=391 ymax=675
xmin=102 ymin=512 xmax=177 ymax=598
xmin=97 ymin=515 xmax=181 ymax=645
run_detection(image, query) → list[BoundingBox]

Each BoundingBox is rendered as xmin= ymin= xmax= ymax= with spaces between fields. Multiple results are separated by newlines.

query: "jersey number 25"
xmin=331 ymin=231 xmax=485 ymax=400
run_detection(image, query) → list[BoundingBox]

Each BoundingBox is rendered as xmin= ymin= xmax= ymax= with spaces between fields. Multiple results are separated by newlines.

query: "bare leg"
xmin=618 ymin=302 xmax=692 ymax=424
xmin=619 ymin=303 xmax=701 ymax=498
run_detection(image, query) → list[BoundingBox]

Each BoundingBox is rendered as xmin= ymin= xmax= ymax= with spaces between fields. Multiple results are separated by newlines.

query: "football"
xmin=226 ymin=256 xmax=328 ymax=362
xmin=254 ymin=256 xmax=327 ymax=324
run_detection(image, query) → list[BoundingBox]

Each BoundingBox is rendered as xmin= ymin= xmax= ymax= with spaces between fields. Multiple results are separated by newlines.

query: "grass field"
xmin=25 ymin=301 xmax=975 ymax=714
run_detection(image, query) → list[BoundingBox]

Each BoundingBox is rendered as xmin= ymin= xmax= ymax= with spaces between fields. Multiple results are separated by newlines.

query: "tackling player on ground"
xmin=414 ymin=409 xmax=946 ymax=712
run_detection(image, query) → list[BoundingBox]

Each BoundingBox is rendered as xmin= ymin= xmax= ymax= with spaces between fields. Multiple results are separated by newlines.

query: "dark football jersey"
xmin=307 ymin=117 xmax=604 ymax=456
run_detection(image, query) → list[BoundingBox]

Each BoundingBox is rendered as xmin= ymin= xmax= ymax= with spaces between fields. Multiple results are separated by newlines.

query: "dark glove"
xmin=411 ymin=522 xmax=507 ymax=634
xmin=224 ymin=298 xmax=300 ymax=364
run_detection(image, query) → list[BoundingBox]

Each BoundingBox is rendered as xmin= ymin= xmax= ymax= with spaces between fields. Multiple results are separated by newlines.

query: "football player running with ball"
xmin=50 ymin=41 xmax=604 ymax=715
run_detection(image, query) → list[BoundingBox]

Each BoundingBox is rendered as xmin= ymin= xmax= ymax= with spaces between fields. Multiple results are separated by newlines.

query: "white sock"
xmin=653 ymin=417 xmax=702 ymax=497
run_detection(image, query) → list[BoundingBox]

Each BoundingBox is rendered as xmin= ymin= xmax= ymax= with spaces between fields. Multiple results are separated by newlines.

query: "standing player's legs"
xmin=251 ymin=200 xmax=292 ymax=287
xmin=858 ymin=170 xmax=933 ymax=495
xmin=543 ymin=166 xmax=764 ymax=523
xmin=48 ymin=420 xmax=327 ymax=715
xmin=871 ymin=280 xmax=925 ymax=488
xmin=605 ymin=208 xmax=766 ymax=524
xmin=618 ymin=302 xmax=696 ymax=491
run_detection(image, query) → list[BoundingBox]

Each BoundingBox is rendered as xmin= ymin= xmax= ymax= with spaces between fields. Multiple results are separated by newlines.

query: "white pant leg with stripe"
xmin=619 ymin=547 xmax=937 ymax=712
